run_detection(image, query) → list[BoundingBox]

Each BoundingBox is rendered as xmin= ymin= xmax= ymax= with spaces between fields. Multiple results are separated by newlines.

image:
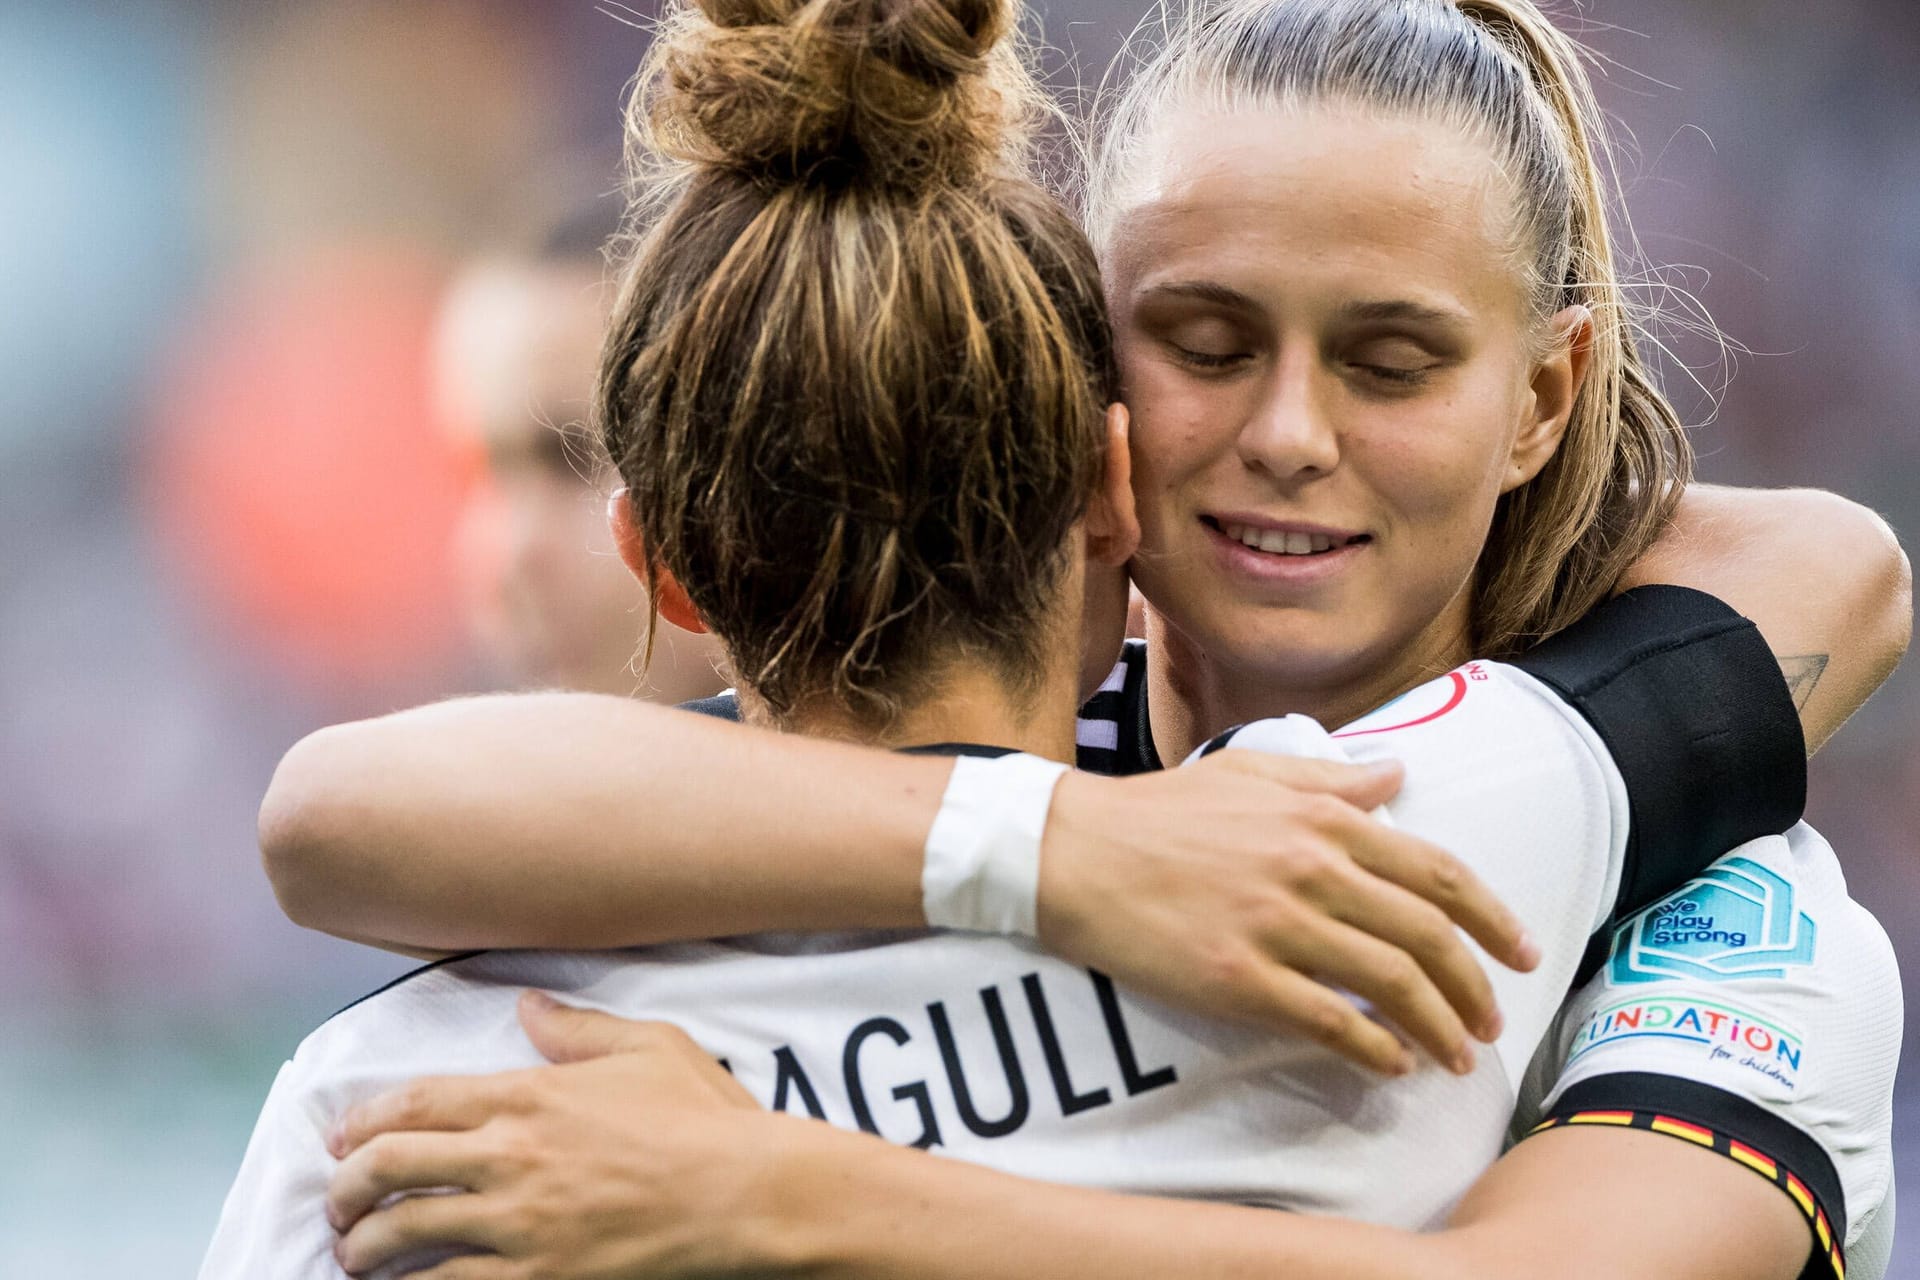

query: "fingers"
xmin=334 ymin=1190 xmax=502 ymax=1277
xmin=1283 ymin=912 xmax=1476 ymax=1075
xmin=519 ymin=991 xmax=705 ymax=1066
xmin=1252 ymin=966 xmax=1415 ymax=1077
xmin=1329 ymin=809 xmax=1540 ymax=975
xmin=329 ymin=1130 xmax=496 ymax=1233
xmin=1209 ymin=750 xmax=1539 ymax=976
xmin=519 ymin=990 xmax=634 ymax=1064
xmin=331 ymin=1073 xmax=526 ymax=1158
xmin=1325 ymin=875 xmax=1503 ymax=1045
xmin=520 ymin=998 xmax=749 ymax=1105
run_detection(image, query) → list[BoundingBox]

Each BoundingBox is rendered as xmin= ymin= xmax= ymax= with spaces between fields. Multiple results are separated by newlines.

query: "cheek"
xmin=1118 ymin=349 xmax=1237 ymax=524
xmin=1335 ymin=401 xmax=1516 ymax=637
xmin=1357 ymin=379 xmax=1521 ymax=540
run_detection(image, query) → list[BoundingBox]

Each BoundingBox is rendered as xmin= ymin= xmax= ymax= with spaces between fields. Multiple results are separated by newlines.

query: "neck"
xmin=1142 ymin=599 xmax=1474 ymax=766
xmin=738 ymin=644 xmax=1083 ymax=765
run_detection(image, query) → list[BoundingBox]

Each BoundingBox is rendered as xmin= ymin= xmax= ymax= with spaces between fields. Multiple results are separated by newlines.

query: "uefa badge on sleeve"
xmin=1608 ymin=857 xmax=1817 ymax=985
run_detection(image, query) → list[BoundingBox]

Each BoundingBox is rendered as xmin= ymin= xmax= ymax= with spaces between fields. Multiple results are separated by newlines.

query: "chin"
xmin=1194 ymin=605 xmax=1388 ymax=692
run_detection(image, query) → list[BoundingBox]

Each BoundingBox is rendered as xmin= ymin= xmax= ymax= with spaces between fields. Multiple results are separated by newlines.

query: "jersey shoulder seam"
xmin=327 ymin=950 xmax=491 ymax=1024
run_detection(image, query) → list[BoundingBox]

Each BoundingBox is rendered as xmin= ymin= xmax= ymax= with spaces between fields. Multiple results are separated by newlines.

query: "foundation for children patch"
xmin=1567 ymin=994 xmax=1806 ymax=1091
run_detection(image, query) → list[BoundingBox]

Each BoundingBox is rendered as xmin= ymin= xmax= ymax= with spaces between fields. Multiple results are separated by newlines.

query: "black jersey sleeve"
xmin=1511 ymin=585 xmax=1806 ymax=924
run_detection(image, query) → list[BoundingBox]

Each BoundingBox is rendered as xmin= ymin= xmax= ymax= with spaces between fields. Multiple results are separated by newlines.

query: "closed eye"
xmin=1344 ymin=333 xmax=1450 ymax=390
xmin=1169 ymin=342 xmax=1251 ymax=371
xmin=1353 ymin=362 xmax=1431 ymax=386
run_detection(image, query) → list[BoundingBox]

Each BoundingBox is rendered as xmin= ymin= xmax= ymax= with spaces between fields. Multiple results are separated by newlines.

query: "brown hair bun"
xmin=647 ymin=0 xmax=1025 ymax=188
xmin=605 ymin=0 xmax=1108 ymax=725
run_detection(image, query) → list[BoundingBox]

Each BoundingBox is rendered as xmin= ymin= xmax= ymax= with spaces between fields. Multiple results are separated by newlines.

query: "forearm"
xmin=1621 ymin=483 xmax=1912 ymax=752
xmin=1440 ymin=1127 xmax=1807 ymax=1280
xmin=260 ymin=694 xmax=938 ymax=950
xmin=761 ymin=1122 xmax=1463 ymax=1280
xmin=757 ymin=1119 xmax=1803 ymax=1280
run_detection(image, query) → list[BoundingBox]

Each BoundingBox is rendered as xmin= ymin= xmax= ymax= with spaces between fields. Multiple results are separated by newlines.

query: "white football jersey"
xmin=202 ymin=659 xmax=1640 ymax=1278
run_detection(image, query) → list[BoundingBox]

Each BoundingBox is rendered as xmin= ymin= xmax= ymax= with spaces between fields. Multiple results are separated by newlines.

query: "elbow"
xmin=258 ymin=725 xmax=357 ymax=931
xmin=1871 ymin=513 xmax=1913 ymax=677
xmin=1808 ymin=489 xmax=1912 ymax=681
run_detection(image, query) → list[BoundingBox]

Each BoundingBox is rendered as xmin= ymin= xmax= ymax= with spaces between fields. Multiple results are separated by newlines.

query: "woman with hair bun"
xmin=243 ymin=0 xmax=1904 ymax=1278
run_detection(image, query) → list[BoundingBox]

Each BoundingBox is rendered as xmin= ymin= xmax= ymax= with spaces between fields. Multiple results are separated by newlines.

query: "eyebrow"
xmin=1137 ymin=284 xmax=1473 ymax=329
xmin=1336 ymin=299 xmax=1471 ymax=327
xmin=1134 ymin=279 xmax=1261 ymax=311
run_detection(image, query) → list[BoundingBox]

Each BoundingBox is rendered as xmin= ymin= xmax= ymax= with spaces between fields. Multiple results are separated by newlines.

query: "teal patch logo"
xmin=1608 ymin=856 xmax=1816 ymax=985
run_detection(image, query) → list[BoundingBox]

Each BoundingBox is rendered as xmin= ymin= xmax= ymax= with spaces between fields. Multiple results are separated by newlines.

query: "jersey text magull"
xmin=719 ymin=969 xmax=1178 ymax=1148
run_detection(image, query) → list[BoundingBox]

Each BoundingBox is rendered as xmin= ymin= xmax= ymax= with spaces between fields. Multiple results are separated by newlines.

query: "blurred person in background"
xmin=433 ymin=206 xmax=725 ymax=702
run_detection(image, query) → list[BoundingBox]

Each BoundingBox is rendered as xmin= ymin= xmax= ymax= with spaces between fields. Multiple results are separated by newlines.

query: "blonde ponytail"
xmin=1455 ymin=0 xmax=1693 ymax=652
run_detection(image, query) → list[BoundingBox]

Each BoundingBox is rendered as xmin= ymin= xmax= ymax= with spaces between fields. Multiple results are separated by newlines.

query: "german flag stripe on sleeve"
xmin=1729 ymin=1141 xmax=1778 ymax=1179
xmin=1649 ymin=1116 xmax=1715 ymax=1146
xmin=1527 ymin=1073 xmax=1846 ymax=1280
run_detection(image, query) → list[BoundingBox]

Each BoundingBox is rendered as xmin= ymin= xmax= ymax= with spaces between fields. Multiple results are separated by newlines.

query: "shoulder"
xmin=294 ymin=951 xmax=625 ymax=1080
xmin=1521 ymin=587 xmax=1810 ymax=921
xmin=1527 ymin=824 xmax=1900 ymax=1268
xmin=1201 ymin=664 xmax=1628 ymax=867
xmin=1562 ymin=823 xmax=1901 ymax=1108
xmin=328 ymin=950 xmax=491 ymax=1020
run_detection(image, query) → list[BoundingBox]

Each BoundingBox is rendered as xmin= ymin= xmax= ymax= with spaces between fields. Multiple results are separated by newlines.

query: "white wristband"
xmin=921 ymin=753 xmax=1070 ymax=936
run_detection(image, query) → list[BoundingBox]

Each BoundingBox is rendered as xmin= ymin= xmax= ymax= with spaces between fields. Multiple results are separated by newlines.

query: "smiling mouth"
xmin=1201 ymin=516 xmax=1372 ymax=557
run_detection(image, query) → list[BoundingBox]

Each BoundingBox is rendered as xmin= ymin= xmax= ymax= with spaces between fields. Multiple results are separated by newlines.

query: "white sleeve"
xmin=1515 ymin=825 xmax=1902 ymax=1280
xmin=1192 ymin=659 xmax=1629 ymax=1084
xmin=197 ymin=1057 xmax=343 ymax=1280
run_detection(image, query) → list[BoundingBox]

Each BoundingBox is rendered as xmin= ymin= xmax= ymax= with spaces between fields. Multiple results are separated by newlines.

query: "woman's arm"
xmin=265 ymin=479 xmax=1902 ymax=1061
xmin=261 ymin=699 xmax=933 ymax=950
xmin=324 ymin=1002 xmax=1809 ymax=1280
xmin=759 ymin=1115 xmax=1807 ymax=1280
xmin=264 ymin=701 xmax=1527 ymax=1074
xmin=268 ymin=484 xmax=1904 ymax=955
xmin=1621 ymin=484 xmax=1911 ymax=751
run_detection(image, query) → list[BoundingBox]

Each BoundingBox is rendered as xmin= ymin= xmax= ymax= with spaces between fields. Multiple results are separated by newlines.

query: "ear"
xmin=1505 ymin=304 xmax=1593 ymax=494
xmin=1084 ymin=402 xmax=1141 ymax=567
xmin=607 ymin=489 xmax=707 ymax=635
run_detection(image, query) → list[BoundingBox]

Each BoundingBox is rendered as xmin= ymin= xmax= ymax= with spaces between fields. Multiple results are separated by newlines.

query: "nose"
xmin=1236 ymin=346 xmax=1340 ymax=481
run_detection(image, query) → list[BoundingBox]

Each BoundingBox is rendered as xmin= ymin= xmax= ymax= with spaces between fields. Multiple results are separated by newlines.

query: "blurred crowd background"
xmin=0 ymin=0 xmax=1913 ymax=1272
